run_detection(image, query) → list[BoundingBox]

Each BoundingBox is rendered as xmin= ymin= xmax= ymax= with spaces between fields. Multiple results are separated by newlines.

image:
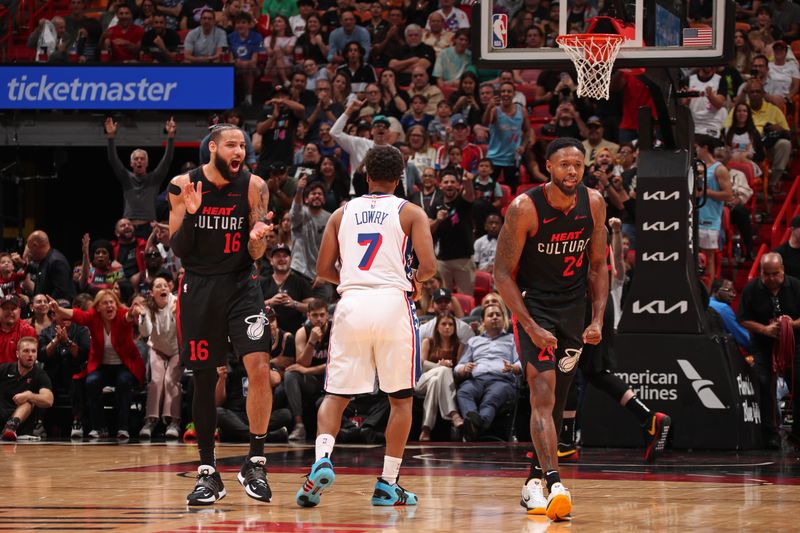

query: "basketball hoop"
xmin=556 ymin=34 xmax=625 ymax=100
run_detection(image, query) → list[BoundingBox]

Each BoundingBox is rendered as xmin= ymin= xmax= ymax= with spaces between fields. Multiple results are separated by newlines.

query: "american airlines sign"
xmin=631 ymin=300 xmax=688 ymax=315
xmin=642 ymin=190 xmax=680 ymax=201
xmin=641 ymin=252 xmax=679 ymax=262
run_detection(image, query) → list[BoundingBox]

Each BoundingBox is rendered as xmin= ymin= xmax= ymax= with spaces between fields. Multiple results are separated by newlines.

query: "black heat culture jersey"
xmin=516 ymin=183 xmax=594 ymax=295
xmin=176 ymin=167 xmax=253 ymax=276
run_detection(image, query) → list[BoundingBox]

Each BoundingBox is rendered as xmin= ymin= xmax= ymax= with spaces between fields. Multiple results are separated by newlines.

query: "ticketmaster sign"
xmin=0 ymin=66 xmax=233 ymax=109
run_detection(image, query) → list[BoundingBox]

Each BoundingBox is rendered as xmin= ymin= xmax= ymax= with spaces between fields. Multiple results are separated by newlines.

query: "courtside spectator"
xmin=1 ymin=337 xmax=53 ymax=441
xmin=0 ymin=295 xmax=36 ymax=364
xmin=25 ymin=231 xmax=76 ymax=302
xmin=455 ymin=304 xmax=520 ymax=441
xmin=49 ymin=290 xmax=146 ymax=440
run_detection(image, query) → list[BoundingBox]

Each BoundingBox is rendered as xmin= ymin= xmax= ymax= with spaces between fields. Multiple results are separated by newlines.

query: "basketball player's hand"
xmin=250 ymin=211 xmax=274 ymax=242
xmin=182 ymin=181 xmax=203 ymax=214
xmin=104 ymin=117 xmax=117 ymax=138
xmin=582 ymin=322 xmax=602 ymax=345
xmin=525 ymin=324 xmax=558 ymax=351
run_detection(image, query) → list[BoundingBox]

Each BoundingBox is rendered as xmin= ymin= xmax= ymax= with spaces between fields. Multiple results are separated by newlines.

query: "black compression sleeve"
xmin=170 ymin=212 xmax=197 ymax=259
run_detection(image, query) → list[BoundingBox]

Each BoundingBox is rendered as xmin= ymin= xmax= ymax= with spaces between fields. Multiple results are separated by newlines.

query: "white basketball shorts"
xmin=325 ymin=288 xmax=421 ymax=395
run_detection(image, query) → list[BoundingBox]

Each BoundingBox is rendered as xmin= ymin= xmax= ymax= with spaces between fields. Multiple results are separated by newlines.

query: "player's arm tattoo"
xmin=587 ymin=191 xmax=609 ymax=326
xmin=493 ymin=197 xmax=537 ymax=329
xmin=248 ymin=177 xmax=270 ymax=260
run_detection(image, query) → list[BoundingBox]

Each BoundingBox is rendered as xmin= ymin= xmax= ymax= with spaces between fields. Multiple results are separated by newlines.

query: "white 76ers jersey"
xmin=337 ymin=194 xmax=413 ymax=293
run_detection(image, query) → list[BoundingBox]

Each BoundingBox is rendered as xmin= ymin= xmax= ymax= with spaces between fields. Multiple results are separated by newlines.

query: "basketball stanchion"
xmin=555 ymin=33 xmax=625 ymax=100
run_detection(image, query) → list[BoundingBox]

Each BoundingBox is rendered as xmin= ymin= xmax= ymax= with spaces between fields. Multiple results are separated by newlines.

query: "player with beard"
xmin=494 ymin=137 xmax=607 ymax=521
xmin=168 ymin=124 xmax=274 ymax=506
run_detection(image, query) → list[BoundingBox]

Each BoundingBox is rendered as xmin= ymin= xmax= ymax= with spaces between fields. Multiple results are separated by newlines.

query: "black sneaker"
xmin=644 ymin=412 xmax=671 ymax=462
xmin=186 ymin=465 xmax=226 ymax=506
xmin=237 ymin=456 xmax=272 ymax=502
xmin=2 ymin=419 xmax=19 ymax=441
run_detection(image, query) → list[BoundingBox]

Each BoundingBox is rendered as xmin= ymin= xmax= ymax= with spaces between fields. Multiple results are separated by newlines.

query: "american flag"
xmin=683 ymin=26 xmax=713 ymax=47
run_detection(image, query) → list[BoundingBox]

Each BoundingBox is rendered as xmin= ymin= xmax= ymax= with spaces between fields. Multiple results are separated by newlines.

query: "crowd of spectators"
xmin=3 ymin=0 xmax=800 ymax=448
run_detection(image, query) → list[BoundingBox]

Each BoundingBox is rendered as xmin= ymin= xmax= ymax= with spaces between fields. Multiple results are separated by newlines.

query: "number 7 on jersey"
xmin=357 ymin=232 xmax=383 ymax=270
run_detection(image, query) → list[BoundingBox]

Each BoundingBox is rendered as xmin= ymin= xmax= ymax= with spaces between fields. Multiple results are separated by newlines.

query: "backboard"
xmin=472 ymin=0 xmax=734 ymax=69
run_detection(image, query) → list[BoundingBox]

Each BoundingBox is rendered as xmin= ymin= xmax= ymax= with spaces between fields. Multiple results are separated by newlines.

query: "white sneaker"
xmin=288 ymin=423 xmax=306 ymax=442
xmin=139 ymin=419 xmax=157 ymax=439
xmin=165 ymin=421 xmax=181 ymax=439
xmin=70 ymin=420 xmax=83 ymax=439
xmin=520 ymin=478 xmax=547 ymax=515
xmin=545 ymin=482 xmax=572 ymax=521
xmin=117 ymin=429 xmax=130 ymax=440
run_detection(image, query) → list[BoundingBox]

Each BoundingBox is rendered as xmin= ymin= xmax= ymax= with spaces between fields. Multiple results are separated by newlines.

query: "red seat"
xmin=177 ymin=28 xmax=189 ymax=43
xmin=451 ymin=292 xmax=475 ymax=315
xmin=473 ymin=271 xmax=493 ymax=304
xmin=516 ymin=183 xmax=538 ymax=196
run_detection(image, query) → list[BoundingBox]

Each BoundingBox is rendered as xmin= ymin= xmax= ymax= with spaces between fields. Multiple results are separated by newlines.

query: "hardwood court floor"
xmin=1 ymin=441 xmax=799 ymax=532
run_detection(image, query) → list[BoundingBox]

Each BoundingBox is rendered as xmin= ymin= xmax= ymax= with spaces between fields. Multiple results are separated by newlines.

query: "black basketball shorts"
xmin=513 ymin=289 xmax=586 ymax=374
xmin=177 ymin=266 xmax=271 ymax=370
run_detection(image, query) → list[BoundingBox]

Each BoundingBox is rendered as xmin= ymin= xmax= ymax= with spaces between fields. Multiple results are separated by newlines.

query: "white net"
xmin=556 ymin=34 xmax=625 ymax=100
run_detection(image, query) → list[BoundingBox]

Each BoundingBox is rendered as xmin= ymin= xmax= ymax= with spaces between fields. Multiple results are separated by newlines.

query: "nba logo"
xmin=492 ymin=14 xmax=507 ymax=49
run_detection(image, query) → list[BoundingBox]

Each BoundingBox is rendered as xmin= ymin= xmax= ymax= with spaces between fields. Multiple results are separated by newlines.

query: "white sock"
xmin=315 ymin=434 xmax=335 ymax=461
xmin=381 ymin=455 xmax=403 ymax=485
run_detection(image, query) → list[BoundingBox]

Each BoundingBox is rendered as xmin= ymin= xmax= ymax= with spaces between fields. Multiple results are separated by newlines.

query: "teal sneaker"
xmin=371 ymin=477 xmax=418 ymax=506
xmin=296 ymin=457 xmax=335 ymax=507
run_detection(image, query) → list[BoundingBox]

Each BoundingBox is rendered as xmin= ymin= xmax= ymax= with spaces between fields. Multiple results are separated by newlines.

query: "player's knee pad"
xmin=588 ymin=369 xmax=629 ymax=402
xmin=388 ymin=388 xmax=413 ymax=399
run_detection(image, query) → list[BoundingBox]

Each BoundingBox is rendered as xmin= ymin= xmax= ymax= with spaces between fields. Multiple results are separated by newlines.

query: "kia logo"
xmin=642 ymin=190 xmax=680 ymax=201
xmin=632 ymin=300 xmax=688 ymax=314
xmin=642 ymin=221 xmax=679 ymax=232
xmin=641 ymin=252 xmax=679 ymax=262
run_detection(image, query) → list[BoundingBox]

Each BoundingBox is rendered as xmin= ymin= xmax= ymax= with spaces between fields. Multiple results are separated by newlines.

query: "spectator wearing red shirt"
xmin=435 ymin=116 xmax=484 ymax=173
xmin=48 ymin=290 xmax=145 ymax=439
xmin=611 ymin=70 xmax=658 ymax=144
xmin=103 ymin=5 xmax=144 ymax=62
xmin=0 ymin=295 xmax=36 ymax=364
